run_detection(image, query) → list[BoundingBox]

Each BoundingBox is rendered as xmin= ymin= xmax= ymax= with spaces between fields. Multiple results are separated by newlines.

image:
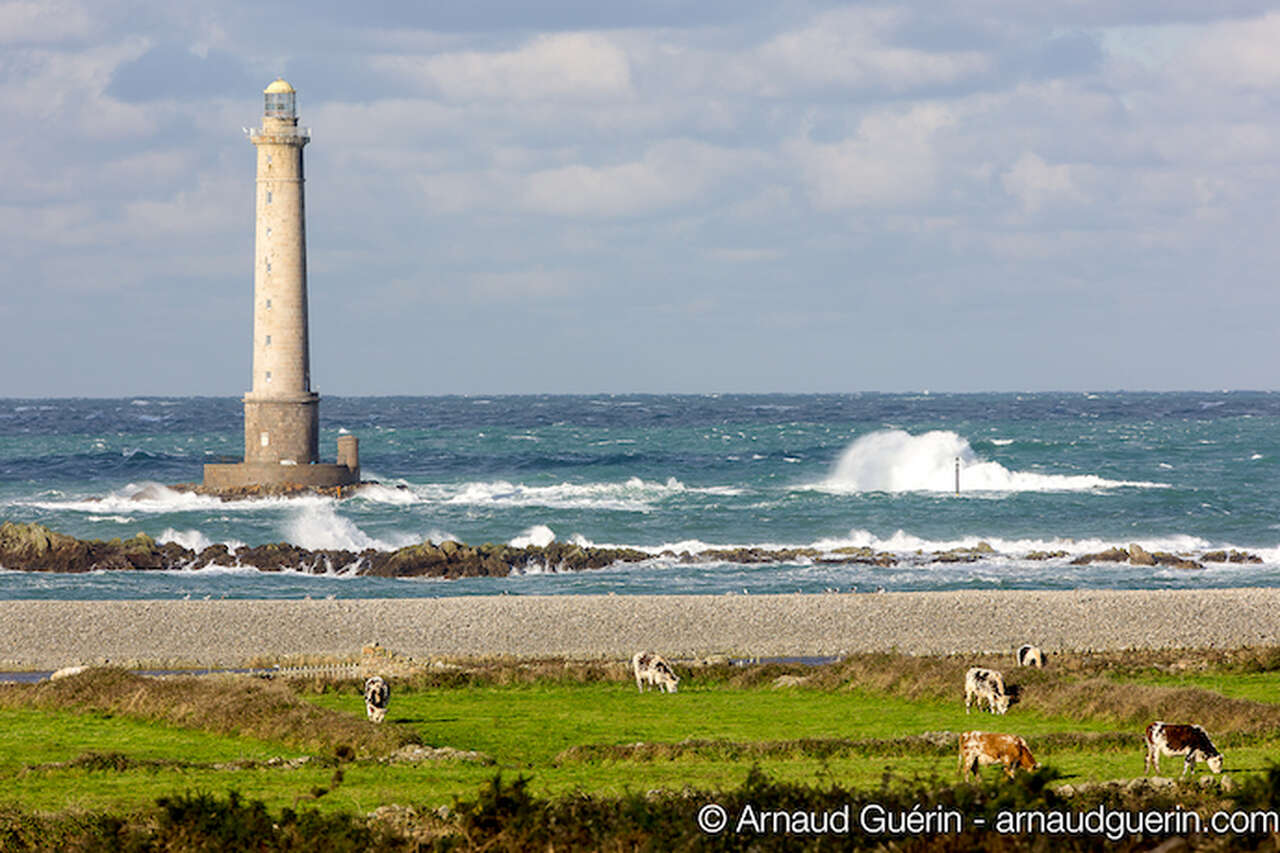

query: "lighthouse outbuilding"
xmin=203 ymin=79 xmax=359 ymax=493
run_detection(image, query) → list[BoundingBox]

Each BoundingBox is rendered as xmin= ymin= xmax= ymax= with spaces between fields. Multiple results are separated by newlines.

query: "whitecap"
xmin=509 ymin=525 xmax=556 ymax=548
xmin=811 ymin=429 xmax=1167 ymax=493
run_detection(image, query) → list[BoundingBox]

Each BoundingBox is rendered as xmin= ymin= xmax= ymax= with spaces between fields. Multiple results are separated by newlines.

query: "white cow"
xmin=632 ymin=652 xmax=679 ymax=693
xmin=363 ymin=675 xmax=390 ymax=723
xmin=1016 ymin=645 xmax=1044 ymax=668
xmin=965 ymin=667 xmax=1010 ymax=714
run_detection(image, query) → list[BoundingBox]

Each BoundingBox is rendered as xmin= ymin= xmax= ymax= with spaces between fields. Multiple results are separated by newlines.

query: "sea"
xmin=2 ymin=392 xmax=1280 ymax=600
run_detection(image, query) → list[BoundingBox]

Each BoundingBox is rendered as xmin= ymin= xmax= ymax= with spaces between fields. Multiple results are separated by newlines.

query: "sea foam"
xmin=815 ymin=429 xmax=1165 ymax=493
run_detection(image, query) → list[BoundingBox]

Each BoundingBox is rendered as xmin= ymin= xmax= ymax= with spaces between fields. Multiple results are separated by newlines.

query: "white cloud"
xmin=0 ymin=0 xmax=94 ymax=44
xmin=521 ymin=139 xmax=761 ymax=217
xmin=0 ymin=39 xmax=151 ymax=135
xmin=789 ymin=104 xmax=953 ymax=210
xmin=471 ymin=267 xmax=584 ymax=301
xmin=378 ymin=32 xmax=633 ymax=101
xmin=1182 ymin=11 xmax=1280 ymax=89
xmin=1001 ymin=152 xmax=1086 ymax=211
xmin=754 ymin=7 xmax=989 ymax=95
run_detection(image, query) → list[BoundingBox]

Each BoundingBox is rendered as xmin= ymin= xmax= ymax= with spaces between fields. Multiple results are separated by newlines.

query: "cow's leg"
xmin=965 ymin=690 xmax=972 ymax=714
xmin=1183 ymin=754 xmax=1195 ymax=777
xmin=1144 ymin=747 xmax=1155 ymax=775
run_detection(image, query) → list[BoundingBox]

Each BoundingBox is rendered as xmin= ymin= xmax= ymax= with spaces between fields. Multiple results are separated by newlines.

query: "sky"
xmin=3 ymin=1 xmax=1280 ymax=396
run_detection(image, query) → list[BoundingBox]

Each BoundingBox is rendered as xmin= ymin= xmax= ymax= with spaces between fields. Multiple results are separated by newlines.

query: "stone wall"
xmin=242 ymin=396 xmax=318 ymax=464
xmin=203 ymin=461 xmax=358 ymax=489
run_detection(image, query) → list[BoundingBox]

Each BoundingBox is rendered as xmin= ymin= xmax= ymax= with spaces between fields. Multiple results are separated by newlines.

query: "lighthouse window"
xmin=265 ymin=371 xmax=272 ymax=383
xmin=265 ymin=260 xmax=271 ymax=272
xmin=266 ymin=190 xmax=272 ymax=204
xmin=260 ymin=432 xmax=269 ymax=447
xmin=265 ymin=226 xmax=271 ymax=237
xmin=265 ymin=298 xmax=272 ymax=309
xmin=266 ymin=154 xmax=272 ymax=164
xmin=265 ymin=335 xmax=272 ymax=346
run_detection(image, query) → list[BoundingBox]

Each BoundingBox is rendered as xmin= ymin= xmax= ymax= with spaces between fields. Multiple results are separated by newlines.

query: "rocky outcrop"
xmin=0 ymin=521 xmax=1263 ymax=580
xmin=0 ymin=522 xmax=652 ymax=579
xmin=170 ymin=482 xmax=372 ymax=500
xmin=0 ymin=522 xmax=189 ymax=573
xmin=1202 ymin=550 xmax=1263 ymax=564
xmin=1069 ymin=543 xmax=1210 ymax=570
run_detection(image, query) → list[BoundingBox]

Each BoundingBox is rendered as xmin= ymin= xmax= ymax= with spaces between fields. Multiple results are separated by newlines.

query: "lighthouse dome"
xmin=263 ymin=79 xmax=296 ymax=119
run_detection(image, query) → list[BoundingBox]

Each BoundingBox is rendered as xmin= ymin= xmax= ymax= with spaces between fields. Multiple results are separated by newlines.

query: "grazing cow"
xmin=964 ymin=667 xmax=1010 ymax=714
xmin=1016 ymin=644 xmax=1044 ymax=668
xmin=1144 ymin=722 xmax=1223 ymax=776
xmin=632 ymin=652 xmax=680 ymax=693
xmin=958 ymin=731 xmax=1038 ymax=780
xmin=363 ymin=676 xmax=390 ymax=723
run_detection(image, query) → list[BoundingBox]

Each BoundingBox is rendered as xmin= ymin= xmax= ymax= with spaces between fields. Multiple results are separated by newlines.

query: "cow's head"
xmin=993 ymin=692 xmax=1010 ymax=714
xmin=1207 ymin=753 xmax=1224 ymax=774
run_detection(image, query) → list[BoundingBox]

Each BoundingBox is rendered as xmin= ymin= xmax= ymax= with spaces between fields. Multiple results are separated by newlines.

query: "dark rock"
xmin=1069 ymin=547 xmax=1130 ymax=566
xmin=1024 ymin=550 xmax=1068 ymax=560
xmin=1128 ymin=544 xmax=1156 ymax=567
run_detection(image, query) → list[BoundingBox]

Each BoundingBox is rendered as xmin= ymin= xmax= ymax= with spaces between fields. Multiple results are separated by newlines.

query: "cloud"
xmin=789 ymin=104 xmax=954 ymax=210
xmin=107 ymin=43 xmax=255 ymax=101
xmin=752 ymin=7 xmax=990 ymax=95
xmin=520 ymin=139 xmax=760 ymax=217
xmin=0 ymin=0 xmax=94 ymax=44
xmin=378 ymin=31 xmax=632 ymax=100
xmin=1181 ymin=11 xmax=1280 ymax=88
xmin=1001 ymin=152 xmax=1086 ymax=211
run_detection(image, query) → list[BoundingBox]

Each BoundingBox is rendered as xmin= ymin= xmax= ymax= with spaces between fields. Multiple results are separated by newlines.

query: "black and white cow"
xmin=1016 ymin=644 xmax=1044 ymax=668
xmin=1144 ymin=721 xmax=1223 ymax=776
xmin=632 ymin=652 xmax=680 ymax=693
xmin=363 ymin=675 xmax=390 ymax=723
xmin=964 ymin=667 xmax=1010 ymax=714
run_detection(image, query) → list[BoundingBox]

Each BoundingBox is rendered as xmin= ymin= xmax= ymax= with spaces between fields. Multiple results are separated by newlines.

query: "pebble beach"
xmin=3 ymin=588 xmax=1277 ymax=670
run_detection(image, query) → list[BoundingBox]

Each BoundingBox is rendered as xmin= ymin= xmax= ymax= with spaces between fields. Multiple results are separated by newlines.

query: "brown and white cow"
xmin=965 ymin=667 xmax=1010 ymax=714
xmin=632 ymin=652 xmax=679 ymax=693
xmin=1144 ymin=722 xmax=1223 ymax=776
xmin=1016 ymin=644 xmax=1044 ymax=668
xmin=363 ymin=676 xmax=390 ymax=723
xmin=958 ymin=731 xmax=1038 ymax=780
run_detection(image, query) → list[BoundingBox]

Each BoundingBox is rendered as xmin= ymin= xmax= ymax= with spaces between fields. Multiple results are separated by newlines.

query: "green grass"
xmin=0 ymin=709 xmax=305 ymax=772
xmin=307 ymin=682 xmax=1125 ymax=763
xmin=4 ymin=660 xmax=1278 ymax=817
xmin=1107 ymin=670 xmax=1280 ymax=704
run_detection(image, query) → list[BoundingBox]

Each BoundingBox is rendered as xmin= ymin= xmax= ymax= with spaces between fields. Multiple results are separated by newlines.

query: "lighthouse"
xmin=203 ymin=79 xmax=359 ymax=493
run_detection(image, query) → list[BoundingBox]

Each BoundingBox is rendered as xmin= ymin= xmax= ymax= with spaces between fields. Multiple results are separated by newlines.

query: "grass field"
xmin=2 ymin=650 xmax=1278 ymax=822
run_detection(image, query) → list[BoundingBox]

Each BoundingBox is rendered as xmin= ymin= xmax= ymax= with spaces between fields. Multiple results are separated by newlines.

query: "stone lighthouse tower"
xmin=203 ymin=79 xmax=359 ymax=493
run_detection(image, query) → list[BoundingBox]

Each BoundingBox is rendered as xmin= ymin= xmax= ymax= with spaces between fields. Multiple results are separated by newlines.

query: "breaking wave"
xmin=405 ymin=476 xmax=738 ymax=512
xmin=815 ymin=430 xmax=1166 ymax=493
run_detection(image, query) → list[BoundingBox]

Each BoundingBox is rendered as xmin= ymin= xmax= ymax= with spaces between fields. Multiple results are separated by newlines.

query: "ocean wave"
xmin=403 ymin=476 xmax=736 ymax=512
xmin=509 ymin=525 xmax=556 ymax=548
xmin=156 ymin=528 xmax=247 ymax=553
xmin=282 ymin=504 xmax=423 ymax=552
xmin=22 ymin=481 xmax=338 ymax=514
xmin=812 ymin=429 xmax=1167 ymax=493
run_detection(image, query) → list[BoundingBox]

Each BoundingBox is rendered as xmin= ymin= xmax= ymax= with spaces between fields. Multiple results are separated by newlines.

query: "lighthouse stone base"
xmin=199 ymin=433 xmax=361 ymax=495
xmin=201 ymin=461 xmax=360 ymax=491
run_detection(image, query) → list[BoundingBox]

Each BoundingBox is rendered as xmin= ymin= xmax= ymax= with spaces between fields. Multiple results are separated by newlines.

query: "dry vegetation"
xmin=0 ymin=668 xmax=417 ymax=757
